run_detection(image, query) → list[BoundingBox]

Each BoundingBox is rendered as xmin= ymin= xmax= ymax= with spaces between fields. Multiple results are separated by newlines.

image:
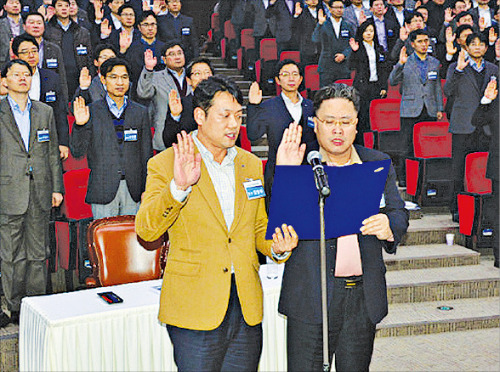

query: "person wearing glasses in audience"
xmin=273 ymin=83 xmax=408 ymax=371
xmin=246 ymin=59 xmax=316 ymax=208
xmin=11 ymin=34 xmax=70 ymax=160
xmin=137 ymin=41 xmax=190 ymax=151
xmin=0 ymin=59 xmax=64 ymax=328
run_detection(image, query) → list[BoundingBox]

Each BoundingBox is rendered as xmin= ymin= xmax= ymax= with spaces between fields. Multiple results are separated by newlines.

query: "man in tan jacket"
xmin=135 ymin=75 xmax=298 ymax=370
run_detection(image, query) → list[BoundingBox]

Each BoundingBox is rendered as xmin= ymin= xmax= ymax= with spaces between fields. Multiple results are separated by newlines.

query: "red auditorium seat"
xmin=304 ymin=64 xmax=319 ymax=98
xmin=279 ymin=51 xmax=300 ymax=62
xmin=405 ymin=122 xmax=453 ymax=206
xmin=335 ymin=79 xmax=353 ymax=86
xmin=239 ymin=126 xmax=252 ymax=152
xmin=255 ymin=38 xmax=278 ymax=95
xmin=457 ymin=152 xmax=494 ymax=249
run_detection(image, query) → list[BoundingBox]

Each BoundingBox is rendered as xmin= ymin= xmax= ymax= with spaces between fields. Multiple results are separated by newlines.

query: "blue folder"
xmin=266 ymin=159 xmax=391 ymax=240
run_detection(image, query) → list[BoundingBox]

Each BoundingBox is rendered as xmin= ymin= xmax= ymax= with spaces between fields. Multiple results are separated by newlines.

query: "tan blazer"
xmin=136 ymin=146 xmax=274 ymax=330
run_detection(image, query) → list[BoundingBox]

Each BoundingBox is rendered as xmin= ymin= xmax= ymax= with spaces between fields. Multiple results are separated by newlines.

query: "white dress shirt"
xmin=331 ymin=17 xmax=341 ymax=38
xmin=28 ymin=68 xmax=41 ymax=101
xmin=363 ymin=41 xmax=378 ymax=82
xmin=281 ymin=92 xmax=303 ymax=124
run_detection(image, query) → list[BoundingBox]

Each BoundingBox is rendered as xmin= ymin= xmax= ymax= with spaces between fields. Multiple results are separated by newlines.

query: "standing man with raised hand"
xmin=389 ymin=29 xmax=444 ymax=186
xmin=135 ymin=75 xmax=298 ymax=371
xmin=71 ymin=58 xmax=153 ymax=219
xmin=0 ymin=0 xmax=23 ymax=67
xmin=0 ymin=59 xmax=64 ymax=328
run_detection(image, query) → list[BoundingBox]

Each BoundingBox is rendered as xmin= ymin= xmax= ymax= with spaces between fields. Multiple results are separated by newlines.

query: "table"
xmin=19 ymin=264 xmax=287 ymax=371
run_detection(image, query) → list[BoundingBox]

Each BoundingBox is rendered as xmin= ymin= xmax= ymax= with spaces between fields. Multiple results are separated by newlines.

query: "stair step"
xmin=386 ymin=261 xmax=499 ymax=304
xmin=0 ymin=324 xmax=18 ymax=372
xmin=377 ymin=297 xmax=500 ymax=337
xmin=402 ymin=214 xmax=464 ymax=246
xmin=384 ymin=244 xmax=480 ymax=271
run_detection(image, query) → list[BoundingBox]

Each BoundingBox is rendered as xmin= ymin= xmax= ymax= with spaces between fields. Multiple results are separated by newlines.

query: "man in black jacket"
xmin=71 ymin=58 xmax=153 ymax=219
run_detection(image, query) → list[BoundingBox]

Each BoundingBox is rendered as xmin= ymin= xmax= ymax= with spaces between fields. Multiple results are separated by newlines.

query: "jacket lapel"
xmin=0 ymin=99 xmax=28 ymax=153
xmin=28 ymin=103 xmax=39 ymax=152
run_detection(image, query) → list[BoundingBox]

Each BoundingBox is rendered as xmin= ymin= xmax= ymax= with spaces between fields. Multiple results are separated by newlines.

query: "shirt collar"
xmin=468 ymin=57 xmax=485 ymax=73
xmin=168 ymin=68 xmax=185 ymax=79
xmin=105 ymin=94 xmax=128 ymax=114
xmin=319 ymin=145 xmax=362 ymax=167
xmin=57 ymin=19 xmax=71 ymax=31
xmin=192 ymin=130 xmax=237 ymax=166
xmin=7 ymin=95 xmax=31 ymax=114
xmin=281 ymin=92 xmax=303 ymax=106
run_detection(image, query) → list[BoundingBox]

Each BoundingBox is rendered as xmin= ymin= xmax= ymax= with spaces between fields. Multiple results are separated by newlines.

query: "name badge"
xmin=46 ymin=91 xmax=56 ymax=102
xmin=307 ymin=116 xmax=315 ymax=128
xmin=182 ymin=27 xmax=191 ymax=35
xmin=243 ymin=179 xmax=265 ymax=200
xmin=379 ymin=194 xmax=386 ymax=208
xmin=431 ymin=37 xmax=437 ymax=44
xmin=22 ymin=5 xmax=30 ymax=12
xmin=427 ymin=71 xmax=438 ymax=80
xmin=341 ymin=29 xmax=349 ymax=38
xmin=427 ymin=45 xmax=433 ymax=54
xmin=76 ymin=45 xmax=88 ymax=55
xmin=46 ymin=58 xmax=58 ymax=68
xmin=379 ymin=54 xmax=385 ymax=62
xmin=387 ymin=29 xmax=394 ymax=37
xmin=124 ymin=128 xmax=138 ymax=141
xmin=37 ymin=129 xmax=50 ymax=142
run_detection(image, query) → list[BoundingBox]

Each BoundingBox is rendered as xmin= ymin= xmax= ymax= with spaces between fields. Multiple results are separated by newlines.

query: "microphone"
xmin=307 ymin=151 xmax=331 ymax=197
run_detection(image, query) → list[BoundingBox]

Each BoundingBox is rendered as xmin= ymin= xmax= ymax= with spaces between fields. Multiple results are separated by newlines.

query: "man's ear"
xmin=193 ymin=107 xmax=206 ymax=126
xmin=100 ymin=74 xmax=106 ymax=87
xmin=313 ymin=117 xmax=318 ymax=134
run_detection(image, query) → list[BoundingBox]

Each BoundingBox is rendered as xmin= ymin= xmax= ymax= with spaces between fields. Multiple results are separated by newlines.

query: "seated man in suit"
xmin=389 ymin=29 xmax=444 ymax=186
xmin=274 ymin=84 xmax=408 ymax=371
xmin=135 ymin=75 xmax=298 ymax=370
xmin=71 ymin=58 xmax=153 ymax=219
xmin=0 ymin=59 xmax=64 ymax=328
xmin=11 ymin=34 xmax=70 ymax=160
xmin=247 ymin=59 xmax=316 ymax=207
xmin=137 ymin=41 xmax=191 ymax=151
xmin=74 ymin=43 xmax=117 ymax=103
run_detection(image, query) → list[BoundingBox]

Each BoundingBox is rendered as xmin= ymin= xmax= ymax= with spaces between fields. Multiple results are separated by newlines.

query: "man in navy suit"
xmin=157 ymin=0 xmax=199 ymax=63
xmin=266 ymin=0 xmax=300 ymax=56
xmin=11 ymin=34 xmax=70 ymax=160
xmin=273 ymin=84 xmax=408 ymax=371
xmin=71 ymin=58 xmax=153 ymax=219
xmin=247 ymin=59 xmax=316 ymax=207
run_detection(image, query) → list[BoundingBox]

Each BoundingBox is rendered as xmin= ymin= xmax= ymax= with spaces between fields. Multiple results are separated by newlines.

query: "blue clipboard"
xmin=266 ymin=159 xmax=391 ymax=240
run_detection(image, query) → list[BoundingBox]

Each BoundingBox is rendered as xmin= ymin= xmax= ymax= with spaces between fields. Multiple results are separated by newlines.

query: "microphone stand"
xmin=319 ymin=193 xmax=329 ymax=372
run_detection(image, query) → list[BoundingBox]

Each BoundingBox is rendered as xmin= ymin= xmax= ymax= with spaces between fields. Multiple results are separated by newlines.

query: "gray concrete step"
xmin=386 ymin=261 xmax=499 ymax=304
xmin=402 ymin=214 xmax=464 ymax=246
xmin=377 ymin=297 xmax=499 ymax=337
xmin=384 ymin=244 xmax=480 ymax=271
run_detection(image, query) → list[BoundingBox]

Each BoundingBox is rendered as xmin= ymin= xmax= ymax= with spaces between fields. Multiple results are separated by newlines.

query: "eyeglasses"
xmin=166 ymin=50 xmax=184 ymax=57
xmin=7 ymin=72 xmax=32 ymax=79
xmin=140 ymin=22 xmax=157 ymax=28
xmin=279 ymin=72 xmax=300 ymax=78
xmin=316 ymin=116 xmax=356 ymax=128
xmin=18 ymin=48 xmax=39 ymax=56
xmin=191 ymin=71 xmax=212 ymax=78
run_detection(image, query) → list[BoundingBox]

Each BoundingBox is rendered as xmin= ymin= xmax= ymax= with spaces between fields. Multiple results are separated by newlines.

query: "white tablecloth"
xmin=19 ymin=264 xmax=287 ymax=371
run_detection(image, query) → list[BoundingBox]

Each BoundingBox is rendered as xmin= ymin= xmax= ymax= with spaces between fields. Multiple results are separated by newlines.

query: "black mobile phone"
xmin=97 ymin=291 xmax=123 ymax=304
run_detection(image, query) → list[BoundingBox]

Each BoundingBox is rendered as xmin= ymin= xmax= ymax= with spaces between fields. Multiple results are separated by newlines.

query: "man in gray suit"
xmin=137 ymin=41 xmax=192 ymax=151
xmin=0 ymin=59 xmax=64 ymax=327
xmin=389 ymin=29 xmax=444 ymax=185
xmin=248 ymin=0 xmax=277 ymax=58
xmin=444 ymin=32 xmax=498 ymax=220
xmin=343 ymin=0 xmax=372 ymax=28
xmin=0 ymin=0 xmax=24 ymax=67
xmin=71 ymin=58 xmax=153 ymax=219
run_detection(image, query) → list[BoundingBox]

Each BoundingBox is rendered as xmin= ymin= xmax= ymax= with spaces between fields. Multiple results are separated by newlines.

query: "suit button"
xmin=162 ymin=212 xmax=168 ymax=217
xmin=223 ymin=267 xmax=229 ymax=273
xmin=329 ymin=245 xmax=334 ymax=250
xmin=228 ymin=238 xmax=232 ymax=243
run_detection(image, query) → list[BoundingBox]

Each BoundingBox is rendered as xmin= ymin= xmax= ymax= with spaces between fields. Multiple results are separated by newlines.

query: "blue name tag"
xmin=243 ymin=179 xmax=265 ymax=200
xmin=379 ymin=54 xmax=385 ymax=62
xmin=76 ymin=45 xmax=88 ymax=55
xmin=387 ymin=29 xmax=394 ymax=37
xmin=46 ymin=91 xmax=56 ymax=102
xmin=37 ymin=129 xmax=50 ymax=142
xmin=307 ymin=116 xmax=315 ymax=128
xmin=46 ymin=58 xmax=58 ymax=68
xmin=341 ymin=30 xmax=349 ymax=38
xmin=482 ymin=228 xmax=493 ymax=236
xmin=431 ymin=37 xmax=437 ymax=44
xmin=124 ymin=129 xmax=138 ymax=142
xmin=22 ymin=5 xmax=30 ymax=12
xmin=182 ymin=27 xmax=190 ymax=35
xmin=428 ymin=71 xmax=438 ymax=80
xmin=427 ymin=45 xmax=433 ymax=54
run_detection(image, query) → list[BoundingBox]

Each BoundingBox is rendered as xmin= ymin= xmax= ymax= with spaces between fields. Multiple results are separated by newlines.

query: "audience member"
xmin=470 ymin=0 xmax=495 ymax=29
xmin=11 ymin=34 xmax=70 ymax=160
xmin=313 ymin=0 xmax=356 ymax=87
xmin=389 ymin=29 xmax=444 ymax=185
xmin=137 ymin=41 xmax=191 ymax=151
xmin=344 ymin=0 xmax=372 ymax=28
xmin=247 ymin=59 xmax=316 ymax=205
xmin=248 ymin=0 xmax=277 ymax=59
xmin=424 ymin=0 xmax=446 ymax=37
xmin=102 ymin=4 xmax=141 ymax=53
xmin=385 ymin=0 xmax=411 ymax=28
xmin=0 ymin=0 xmax=23 ymax=67
xmin=293 ymin=0 xmax=323 ymax=65
xmin=444 ymin=32 xmax=498 ymax=221
xmin=0 ymin=59 xmax=64 ymax=328
xmin=266 ymin=0 xmax=300 ymax=57
xmin=69 ymin=0 xmax=92 ymax=31
xmin=71 ymin=58 xmax=153 ymax=219
xmin=369 ymin=0 xmax=399 ymax=53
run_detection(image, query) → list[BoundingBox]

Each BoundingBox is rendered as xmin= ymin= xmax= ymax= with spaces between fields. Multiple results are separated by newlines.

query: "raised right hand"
xmin=144 ymin=49 xmax=157 ymax=71
xmin=484 ymin=78 xmax=498 ymax=101
xmin=248 ymin=81 xmax=263 ymax=104
xmin=399 ymin=26 xmax=409 ymax=41
xmin=94 ymin=0 xmax=104 ymax=21
xmin=73 ymin=96 xmax=90 ymax=125
xmin=168 ymin=90 xmax=183 ymax=117
xmin=294 ymin=1 xmax=302 ymax=17
xmin=100 ymin=18 xmax=112 ymax=37
xmin=79 ymin=67 xmax=92 ymax=89
xmin=457 ymin=49 xmax=469 ymax=70
xmin=172 ymin=131 xmax=202 ymax=191
xmin=399 ymin=46 xmax=408 ymax=65
xmin=349 ymin=38 xmax=359 ymax=51
xmin=318 ymin=8 xmax=326 ymax=25
xmin=276 ymin=122 xmax=306 ymax=166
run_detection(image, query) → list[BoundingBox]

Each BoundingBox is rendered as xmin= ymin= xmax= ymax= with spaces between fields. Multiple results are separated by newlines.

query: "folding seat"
xmin=62 ymin=114 xmax=88 ymax=172
xmin=222 ymin=20 xmax=238 ymax=67
xmin=279 ymin=51 xmax=300 ymax=62
xmin=304 ymin=64 xmax=319 ymax=99
xmin=239 ymin=126 xmax=252 ymax=152
xmin=254 ymin=38 xmax=278 ymax=96
xmin=206 ymin=12 xmax=221 ymax=55
xmin=237 ymin=28 xmax=256 ymax=78
xmin=386 ymin=83 xmax=401 ymax=99
xmin=405 ymin=122 xmax=453 ymax=206
xmin=457 ymin=152 xmax=494 ymax=249
xmin=334 ymin=78 xmax=353 ymax=86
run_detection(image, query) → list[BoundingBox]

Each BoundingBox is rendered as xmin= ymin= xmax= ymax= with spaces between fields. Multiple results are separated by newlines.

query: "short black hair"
xmin=455 ymin=11 xmax=472 ymax=22
xmin=186 ymin=57 xmax=214 ymax=77
xmin=161 ymin=40 xmax=183 ymax=56
xmin=313 ymin=83 xmax=360 ymax=113
xmin=456 ymin=24 xmax=474 ymax=38
xmin=274 ymin=59 xmax=303 ymax=78
xmin=369 ymin=0 xmax=386 ymax=7
xmin=22 ymin=11 xmax=45 ymax=23
xmin=328 ymin=0 xmax=343 ymax=6
xmin=465 ymin=32 xmax=487 ymax=46
xmin=409 ymin=28 xmax=429 ymax=42
xmin=11 ymin=34 xmax=39 ymax=56
xmin=193 ymin=75 xmax=243 ymax=112
xmin=118 ymin=3 xmax=135 ymax=16
xmin=100 ymin=57 xmax=131 ymax=77
xmin=1 ymin=59 xmax=33 ymax=78
xmin=137 ymin=10 xmax=156 ymax=25
xmin=405 ymin=11 xmax=424 ymax=25
xmin=52 ymin=0 xmax=70 ymax=7
xmin=93 ymin=43 xmax=118 ymax=61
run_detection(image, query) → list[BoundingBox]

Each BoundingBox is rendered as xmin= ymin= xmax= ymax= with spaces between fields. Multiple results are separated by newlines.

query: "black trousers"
xmin=286 ymin=277 xmax=377 ymax=372
xmin=355 ymin=81 xmax=384 ymax=145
